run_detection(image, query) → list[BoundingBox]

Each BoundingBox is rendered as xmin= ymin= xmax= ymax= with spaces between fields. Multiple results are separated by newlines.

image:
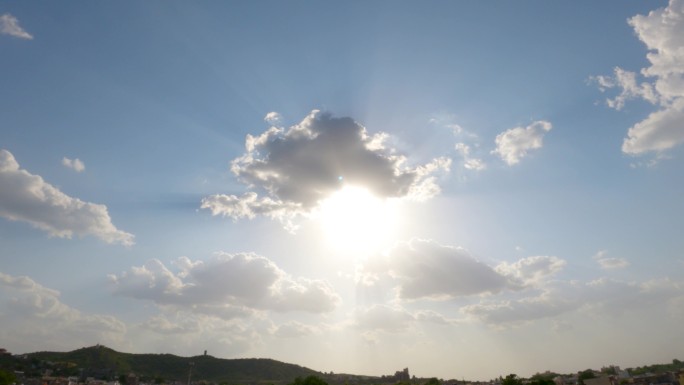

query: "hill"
xmin=8 ymin=345 xmax=322 ymax=384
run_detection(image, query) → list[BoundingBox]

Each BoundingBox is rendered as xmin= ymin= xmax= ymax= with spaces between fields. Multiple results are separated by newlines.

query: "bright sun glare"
xmin=318 ymin=185 xmax=399 ymax=255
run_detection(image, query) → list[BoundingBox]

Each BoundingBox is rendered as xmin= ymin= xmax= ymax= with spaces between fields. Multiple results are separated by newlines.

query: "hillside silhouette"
xmin=12 ymin=345 xmax=323 ymax=384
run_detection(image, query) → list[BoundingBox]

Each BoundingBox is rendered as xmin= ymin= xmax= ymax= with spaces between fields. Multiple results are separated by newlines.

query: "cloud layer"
xmin=110 ymin=253 xmax=341 ymax=315
xmin=359 ymin=239 xmax=563 ymax=300
xmin=0 ymin=150 xmax=134 ymax=245
xmin=0 ymin=272 xmax=126 ymax=351
xmin=202 ymin=110 xmax=450 ymax=227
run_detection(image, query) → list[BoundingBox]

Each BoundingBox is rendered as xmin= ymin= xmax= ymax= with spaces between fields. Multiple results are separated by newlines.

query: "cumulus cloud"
xmin=0 ymin=14 xmax=33 ymax=40
xmin=593 ymin=0 xmax=684 ymax=157
xmin=0 ymin=149 xmax=134 ymax=245
xmin=492 ymin=121 xmax=553 ymax=165
xmin=358 ymin=240 xmax=566 ymax=301
xmin=0 ymin=272 xmax=126 ymax=351
xmin=62 ymin=157 xmax=85 ymax=172
xmin=110 ymin=253 xmax=341 ymax=314
xmin=359 ymin=239 xmax=510 ymax=300
xmin=202 ymin=110 xmax=450 ymax=228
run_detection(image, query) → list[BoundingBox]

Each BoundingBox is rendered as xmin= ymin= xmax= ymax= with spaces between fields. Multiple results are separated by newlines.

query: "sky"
xmin=1 ymin=0 xmax=684 ymax=381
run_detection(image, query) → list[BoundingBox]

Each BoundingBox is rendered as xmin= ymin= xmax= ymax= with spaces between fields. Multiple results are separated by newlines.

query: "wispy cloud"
xmin=62 ymin=157 xmax=85 ymax=173
xmin=0 ymin=14 xmax=33 ymax=40
xmin=593 ymin=250 xmax=630 ymax=270
xmin=0 ymin=149 xmax=134 ymax=245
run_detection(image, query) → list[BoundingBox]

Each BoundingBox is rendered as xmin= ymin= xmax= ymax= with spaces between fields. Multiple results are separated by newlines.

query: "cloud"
xmin=462 ymin=278 xmax=684 ymax=326
xmin=0 ymin=272 xmax=126 ymax=351
xmin=455 ymin=143 xmax=486 ymax=171
xmin=358 ymin=240 xmax=566 ymax=302
xmin=622 ymin=98 xmax=684 ymax=155
xmin=593 ymin=250 xmax=630 ymax=270
xmin=592 ymin=67 xmax=658 ymax=110
xmin=496 ymin=255 xmax=566 ymax=287
xmin=0 ymin=14 xmax=33 ymax=40
xmin=202 ymin=110 xmax=450 ymax=228
xmin=264 ymin=111 xmax=283 ymax=126
xmin=62 ymin=157 xmax=85 ymax=172
xmin=461 ymin=291 xmax=575 ymax=327
xmin=271 ymin=321 xmax=320 ymax=338
xmin=110 ymin=253 xmax=341 ymax=314
xmin=134 ymin=312 xmax=263 ymax=355
xmin=360 ymin=239 xmax=513 ymax=300
xmin=593 ymin=0 xmax=684 ymax=157
xmin=492 ymin=121 xmax=553 ymax=165
xmin=0 ymin=149 xmax=134 ymax=245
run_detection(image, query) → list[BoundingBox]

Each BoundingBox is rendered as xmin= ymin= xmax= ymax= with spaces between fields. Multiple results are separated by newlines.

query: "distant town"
xmin=0 ymin=346 xmax=682 ymax=385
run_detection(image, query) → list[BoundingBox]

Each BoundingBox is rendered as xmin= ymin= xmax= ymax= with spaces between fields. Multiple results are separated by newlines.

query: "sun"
xmin=317 ymin=185 xmax=399 ymax=255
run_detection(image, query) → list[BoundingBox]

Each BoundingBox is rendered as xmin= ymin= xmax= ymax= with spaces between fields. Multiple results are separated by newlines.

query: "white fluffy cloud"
xmin=0 ymin=149 xmax=134 ymax=245
xmin=264 ymin=111 xmax=283 ymax=126
xmin=0 ymin=14 xmax=33 ymax=40
xmin=62 ymin=157 xmax=85 ymax=172
xmin=202 ymin=110 xmax=450 ymax=227
xmin=492 ymin=121 xmax=552 ymax=165
xmin=110 ymin=253 xmax=341 ymax=314
xmin=594 ymin=0 xmax=684 ymax=157
xmin=0 ymin=272 xmax=126 ymax=351
xmin=359 ymin=239 xmax=564 ymax=300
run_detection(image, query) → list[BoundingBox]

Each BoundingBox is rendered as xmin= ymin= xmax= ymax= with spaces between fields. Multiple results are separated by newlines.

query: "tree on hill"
xmin=290 ymin=376 xmax=329 ymax=385
xmin=578 ymin=370 xmax=596 ymax=385
xmin=502 ymin=374 xmax=523 ymax=385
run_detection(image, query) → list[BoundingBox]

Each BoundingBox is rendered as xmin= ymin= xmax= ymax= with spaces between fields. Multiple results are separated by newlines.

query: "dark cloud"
xmin=202 ymin=111 xmax=450 ymax=227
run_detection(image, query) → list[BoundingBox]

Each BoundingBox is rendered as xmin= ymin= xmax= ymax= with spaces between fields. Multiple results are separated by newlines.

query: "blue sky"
xmin=1 ymin=0 xmax=684 ymax=380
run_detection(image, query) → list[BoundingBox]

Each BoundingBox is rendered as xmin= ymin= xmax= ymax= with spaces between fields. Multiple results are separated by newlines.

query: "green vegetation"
xmin=501 ymin=374 xmax=522 ymax=385
xmin=290 ymin=376 xmax=329 ymax=385
xmin=0 ymin=369 xmax=16 ymax=385
xmin=578 ymin=370 xmax=596 ymax=385
xmin=627 ymin=359 xmax=684 ymax=375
